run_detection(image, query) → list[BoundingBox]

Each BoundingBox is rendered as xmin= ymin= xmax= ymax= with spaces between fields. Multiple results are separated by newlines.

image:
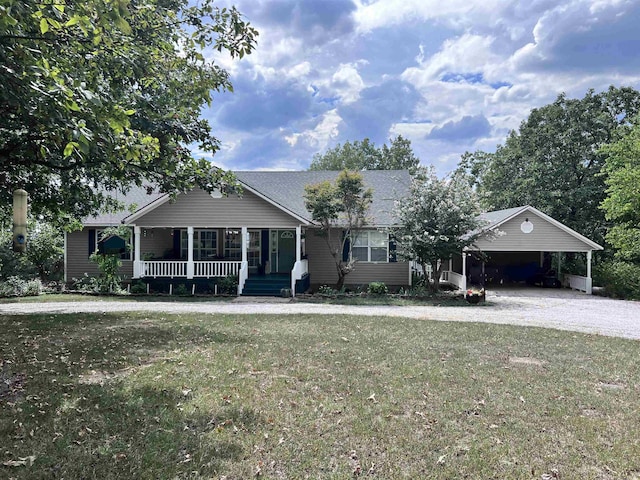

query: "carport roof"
xmin=475 ymin=205 xmax=603 ymax=251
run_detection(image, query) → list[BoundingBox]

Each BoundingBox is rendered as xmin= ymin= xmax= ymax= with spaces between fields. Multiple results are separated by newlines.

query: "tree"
xmin=600 ymin=119 xmax=640 ymax=263
xmin=0 ymin=219 xmax=63 ymax=281
xmin=304 ymin=170 xmax=372 ymax=290
xmin=393 ymin=168 xmax=486 ymax=292
xmin=456 ymin=86 xmax=640 ymax=246
xmin=309 ymin=135 xmax=420 ymax=172
xmin=0 ymin=0 xmax=257 ymax=223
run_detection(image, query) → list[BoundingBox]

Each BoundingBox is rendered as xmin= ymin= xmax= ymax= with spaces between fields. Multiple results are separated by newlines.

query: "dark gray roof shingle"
xmin=84 ymin=170 xmax=411 ymax=226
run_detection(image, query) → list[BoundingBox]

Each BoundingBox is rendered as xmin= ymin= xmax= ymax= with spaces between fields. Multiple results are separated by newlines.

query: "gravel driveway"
xmin=1 ymin=288 xmax=638 ymax=339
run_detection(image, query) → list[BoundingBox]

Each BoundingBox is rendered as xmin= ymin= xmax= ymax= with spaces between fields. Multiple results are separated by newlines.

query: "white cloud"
xmin=285 ymin=109 xmax=342 ymax=150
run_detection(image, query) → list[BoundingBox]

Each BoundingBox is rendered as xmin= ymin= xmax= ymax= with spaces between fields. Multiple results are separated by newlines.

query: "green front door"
xmin=271 ymin=230 xmax=296 ymax=273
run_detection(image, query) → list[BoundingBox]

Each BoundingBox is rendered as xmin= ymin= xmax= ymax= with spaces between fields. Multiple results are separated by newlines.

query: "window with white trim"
xmin=224 ymin=230 xmax=242 ymax=260
xmin=96 ymin=229 xmax=131 ymax=260
xmin=180 ymin=229 xmax=218 ymax=260
xmin=352 ymin=231 xmax=389 ymax=262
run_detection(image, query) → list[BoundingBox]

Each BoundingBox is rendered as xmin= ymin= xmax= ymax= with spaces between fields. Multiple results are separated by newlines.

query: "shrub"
xmin=594 ymin=261 xmax=640 ymax=300
xmin=317 ymin=285 xmax=336 ymax=295
xmin=130 ymin=281 xmax=147 ymax=294
xmin=174 ymin=283 xmax=189 ymax=296
xmin=0 ymin=276 xmax=42 ymax=297
xmin=72 ymin=274 xmax=101 ymax=293
xmin=89 ymin=253 xmax=124 ymax=293
xmin=217 ymin=275 xmax=238 ymax=295
xmin=367 ymin=281 xmax=388 ymax=295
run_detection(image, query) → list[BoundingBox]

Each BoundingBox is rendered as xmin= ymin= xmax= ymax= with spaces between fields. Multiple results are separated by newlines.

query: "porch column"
xmin=461 ymin=251 xmax=467 ymax=292
xmin=133 ymin=226 xmax=142 ymax=278
xmin=241 ymin=227 xmax=248 ymax=263
xmin=187 ymin=226 xmax=194 ymax=279
xmin=586 ymin=250 xmax=593 ymax=295
xmin=295 ymin=225 xmax=302 ymax=263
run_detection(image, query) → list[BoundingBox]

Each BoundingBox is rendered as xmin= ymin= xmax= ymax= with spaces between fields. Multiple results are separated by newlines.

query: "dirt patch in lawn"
xmin=508 ymin=356 xmax=546 ymax=366
xmin=0 ymin=364 xmax=26 ymax=403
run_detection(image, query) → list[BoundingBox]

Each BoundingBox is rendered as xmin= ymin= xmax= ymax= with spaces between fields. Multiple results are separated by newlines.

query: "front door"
xmin=270 ymin=230 xmax=296 ymax=273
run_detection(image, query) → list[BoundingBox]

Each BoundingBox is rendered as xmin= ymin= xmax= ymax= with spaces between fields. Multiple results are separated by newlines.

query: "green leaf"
xmin=63 ymin=142 xmax=77 ymax=157
xmin=40 ymin=17 xmax=49 ymax=34
xmin=65 ymin=16 xmax=79 ymax=27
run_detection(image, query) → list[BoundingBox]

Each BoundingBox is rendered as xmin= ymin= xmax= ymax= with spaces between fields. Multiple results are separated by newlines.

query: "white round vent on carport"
xmin=520 ymin=218 xmax=534 ymax=234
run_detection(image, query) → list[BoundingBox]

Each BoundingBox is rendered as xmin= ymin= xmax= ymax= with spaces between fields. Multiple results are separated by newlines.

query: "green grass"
xmin=1 ymin=312 xmax=639 ymax=478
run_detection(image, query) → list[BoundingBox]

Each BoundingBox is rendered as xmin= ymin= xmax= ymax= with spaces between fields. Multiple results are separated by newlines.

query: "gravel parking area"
xmin=1 ymin=288 xmax=638 ymax=339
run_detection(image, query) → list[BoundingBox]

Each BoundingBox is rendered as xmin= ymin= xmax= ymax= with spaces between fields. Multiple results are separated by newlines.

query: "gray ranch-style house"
xmin=65 ymin=170 xmax=413 ymax=296
xmin=64 ymin=170 xmax=603 ymax=296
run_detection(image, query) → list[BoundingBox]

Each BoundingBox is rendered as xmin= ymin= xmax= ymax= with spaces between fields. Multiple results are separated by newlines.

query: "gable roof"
xmin=235 ymin=170 xmax=410 ymax=226
xmin=85 ymin=170 xmax=411 ymax=226
xmin=83 ymin=187 xmax=165 ymax=226
xmin=477 ymin=205 xmax=603 ymax=250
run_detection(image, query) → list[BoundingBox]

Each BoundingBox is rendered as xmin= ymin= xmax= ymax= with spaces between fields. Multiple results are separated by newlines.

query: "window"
xmin=96 ymin=229 xmax=131 ymax=260
xmin=180 ymin=229 xmax=218 ymax=260
xmin=224 ymin=229 xmax=242 ymax=260
xmin=352 ymin=231 xmax=388 ymax=262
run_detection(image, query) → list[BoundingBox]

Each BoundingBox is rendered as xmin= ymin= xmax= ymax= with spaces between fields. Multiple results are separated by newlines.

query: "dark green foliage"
xmin=367 ymin=281 xmax=388 ymax=295
xmin=130 ymin=281 xmax=147 ymax=294
xmin=174 ymin=284 xmax=189 ymax=296
xmin=309 ymin=135 xmax=420 ymax=172
xmin=594 ymin=261 xmax=640 ymax=300
xmin=217 ymin=275 xmax=237 ymax=295
xmin=0 ymin=0 xmax=257 ymax=223
xmin=456 ymin=86 xmax=640 ymax=247
xmin=0 ymin=221 xmax=63 ymax=281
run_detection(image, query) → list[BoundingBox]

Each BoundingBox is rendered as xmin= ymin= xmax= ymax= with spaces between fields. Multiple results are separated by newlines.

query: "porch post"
xmin=295 ymin=225 xmax=302 ymax=263
xmin=586 ymin=250 xmax=593 ymax=295
xmin=187 ymin=226 xmax=194 ymax=279
xmin=241 ymin=227 xmax=248 ymax=263
xmin=133 ymin=226 xmax=142 ymax=278
xmin=461 ymin=251 xmax=467 ymax=292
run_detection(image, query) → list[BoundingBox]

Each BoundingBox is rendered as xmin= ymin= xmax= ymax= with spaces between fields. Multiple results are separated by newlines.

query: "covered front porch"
xmin=130 ymin=226 xmax=309 ymax=296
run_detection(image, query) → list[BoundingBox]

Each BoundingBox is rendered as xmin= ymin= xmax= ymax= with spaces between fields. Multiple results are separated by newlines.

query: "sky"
xmin=199 ymin=0 xmax=640 ymax=176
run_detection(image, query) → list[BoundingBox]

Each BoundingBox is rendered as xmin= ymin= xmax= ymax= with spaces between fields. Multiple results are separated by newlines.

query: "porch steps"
xmin=241 ymin=275 xmax=290 ymax=296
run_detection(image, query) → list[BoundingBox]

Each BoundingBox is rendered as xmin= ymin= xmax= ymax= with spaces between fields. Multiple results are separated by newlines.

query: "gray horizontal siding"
xmin=306 ymin=229 xmax=409 ymax=287
xmin=474 ymin=211 xmax=594 ymax=252
xmin=65 ymin=228 xmax=133 ymax=282
xmin=135 ymin=189 xmax=300 ymax=227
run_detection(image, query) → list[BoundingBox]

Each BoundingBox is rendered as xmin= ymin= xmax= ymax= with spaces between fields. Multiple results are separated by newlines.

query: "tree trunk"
xmin=430 ymin=261 xmax=441 ymax=293
xmin=335 ymin=273 xmax=345 ymax=292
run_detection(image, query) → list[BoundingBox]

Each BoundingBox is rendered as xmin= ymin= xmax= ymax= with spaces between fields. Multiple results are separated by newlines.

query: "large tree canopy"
xmin=0 ymin=0 xmax=257 ymax=223
xmin=309 ymin=135 xmax=420 ymax=172
xmin=600 ymin=118 xmax=640 ymax=263
xmin=456 ymin=86 xmax=640 ymax=246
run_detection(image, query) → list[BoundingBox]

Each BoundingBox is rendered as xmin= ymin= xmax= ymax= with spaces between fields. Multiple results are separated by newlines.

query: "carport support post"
xmin=586 ymin=250 xmax=593 ymax=295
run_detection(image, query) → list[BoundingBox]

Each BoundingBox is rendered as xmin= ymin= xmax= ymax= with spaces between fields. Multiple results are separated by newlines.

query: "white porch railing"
xmin=194 ymin=261 xmax=242 ymax=278
xmin=140 ymin=260 xmax=242 ymax=279
xmin=291 ymin=259 xmax=309 ymax=297
xmin=238 ymin=261 xmax=249 ymax=295
xmin=564 ymin=274 xmax=592 ymax=294
xmin=441 ymin=270 xmax=466 ymax=290
xmin=142 ymin=261 xmax=187 ymax=278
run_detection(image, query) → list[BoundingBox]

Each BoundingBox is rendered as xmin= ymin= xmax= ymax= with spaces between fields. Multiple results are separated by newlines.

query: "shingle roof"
xmin=84 ymin=170 xmax=411 ymax=226
xmin=235 ymin=170 xmax=411 ymax=226
xmin=83 ymin=187 xmax=165 ymax=226
xmin=477 ymin=206 xmax=527 ymax=229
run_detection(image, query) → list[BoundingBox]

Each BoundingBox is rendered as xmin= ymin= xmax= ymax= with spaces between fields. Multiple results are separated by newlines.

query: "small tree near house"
xmin=393 ymin=168 xmax=487 ymax=293
xmin=304 ymin=170 xmax=373 ymax=291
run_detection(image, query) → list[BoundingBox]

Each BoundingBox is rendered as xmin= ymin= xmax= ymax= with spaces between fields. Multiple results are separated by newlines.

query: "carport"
xmin=440 ymin=206 xmax=604 ymax=294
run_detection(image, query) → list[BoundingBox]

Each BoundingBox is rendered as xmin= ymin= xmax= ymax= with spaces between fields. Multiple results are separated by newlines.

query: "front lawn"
xmin=1 ymin=312 xmax=638 ymax=478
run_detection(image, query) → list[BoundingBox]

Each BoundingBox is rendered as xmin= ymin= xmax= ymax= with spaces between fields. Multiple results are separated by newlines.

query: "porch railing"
xmin=564 ymin=274 xmax=592 ymax=294
xmin=291 ymin=259 xmax=309 ymax=296
xmin=194 ymin=261 xmax=242 ymax=278
xmin=441 ymin=270 xmax=466 ymax=290
xmin=140 ymin=260 xmax=242 ymax=279
xmin=143 ymin=260 xmax=187 ymax=278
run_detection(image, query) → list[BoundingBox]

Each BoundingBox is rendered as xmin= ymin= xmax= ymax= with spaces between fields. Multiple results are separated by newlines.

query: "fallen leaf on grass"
xmin=3 ymin=455 xmax=36 ymax=467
